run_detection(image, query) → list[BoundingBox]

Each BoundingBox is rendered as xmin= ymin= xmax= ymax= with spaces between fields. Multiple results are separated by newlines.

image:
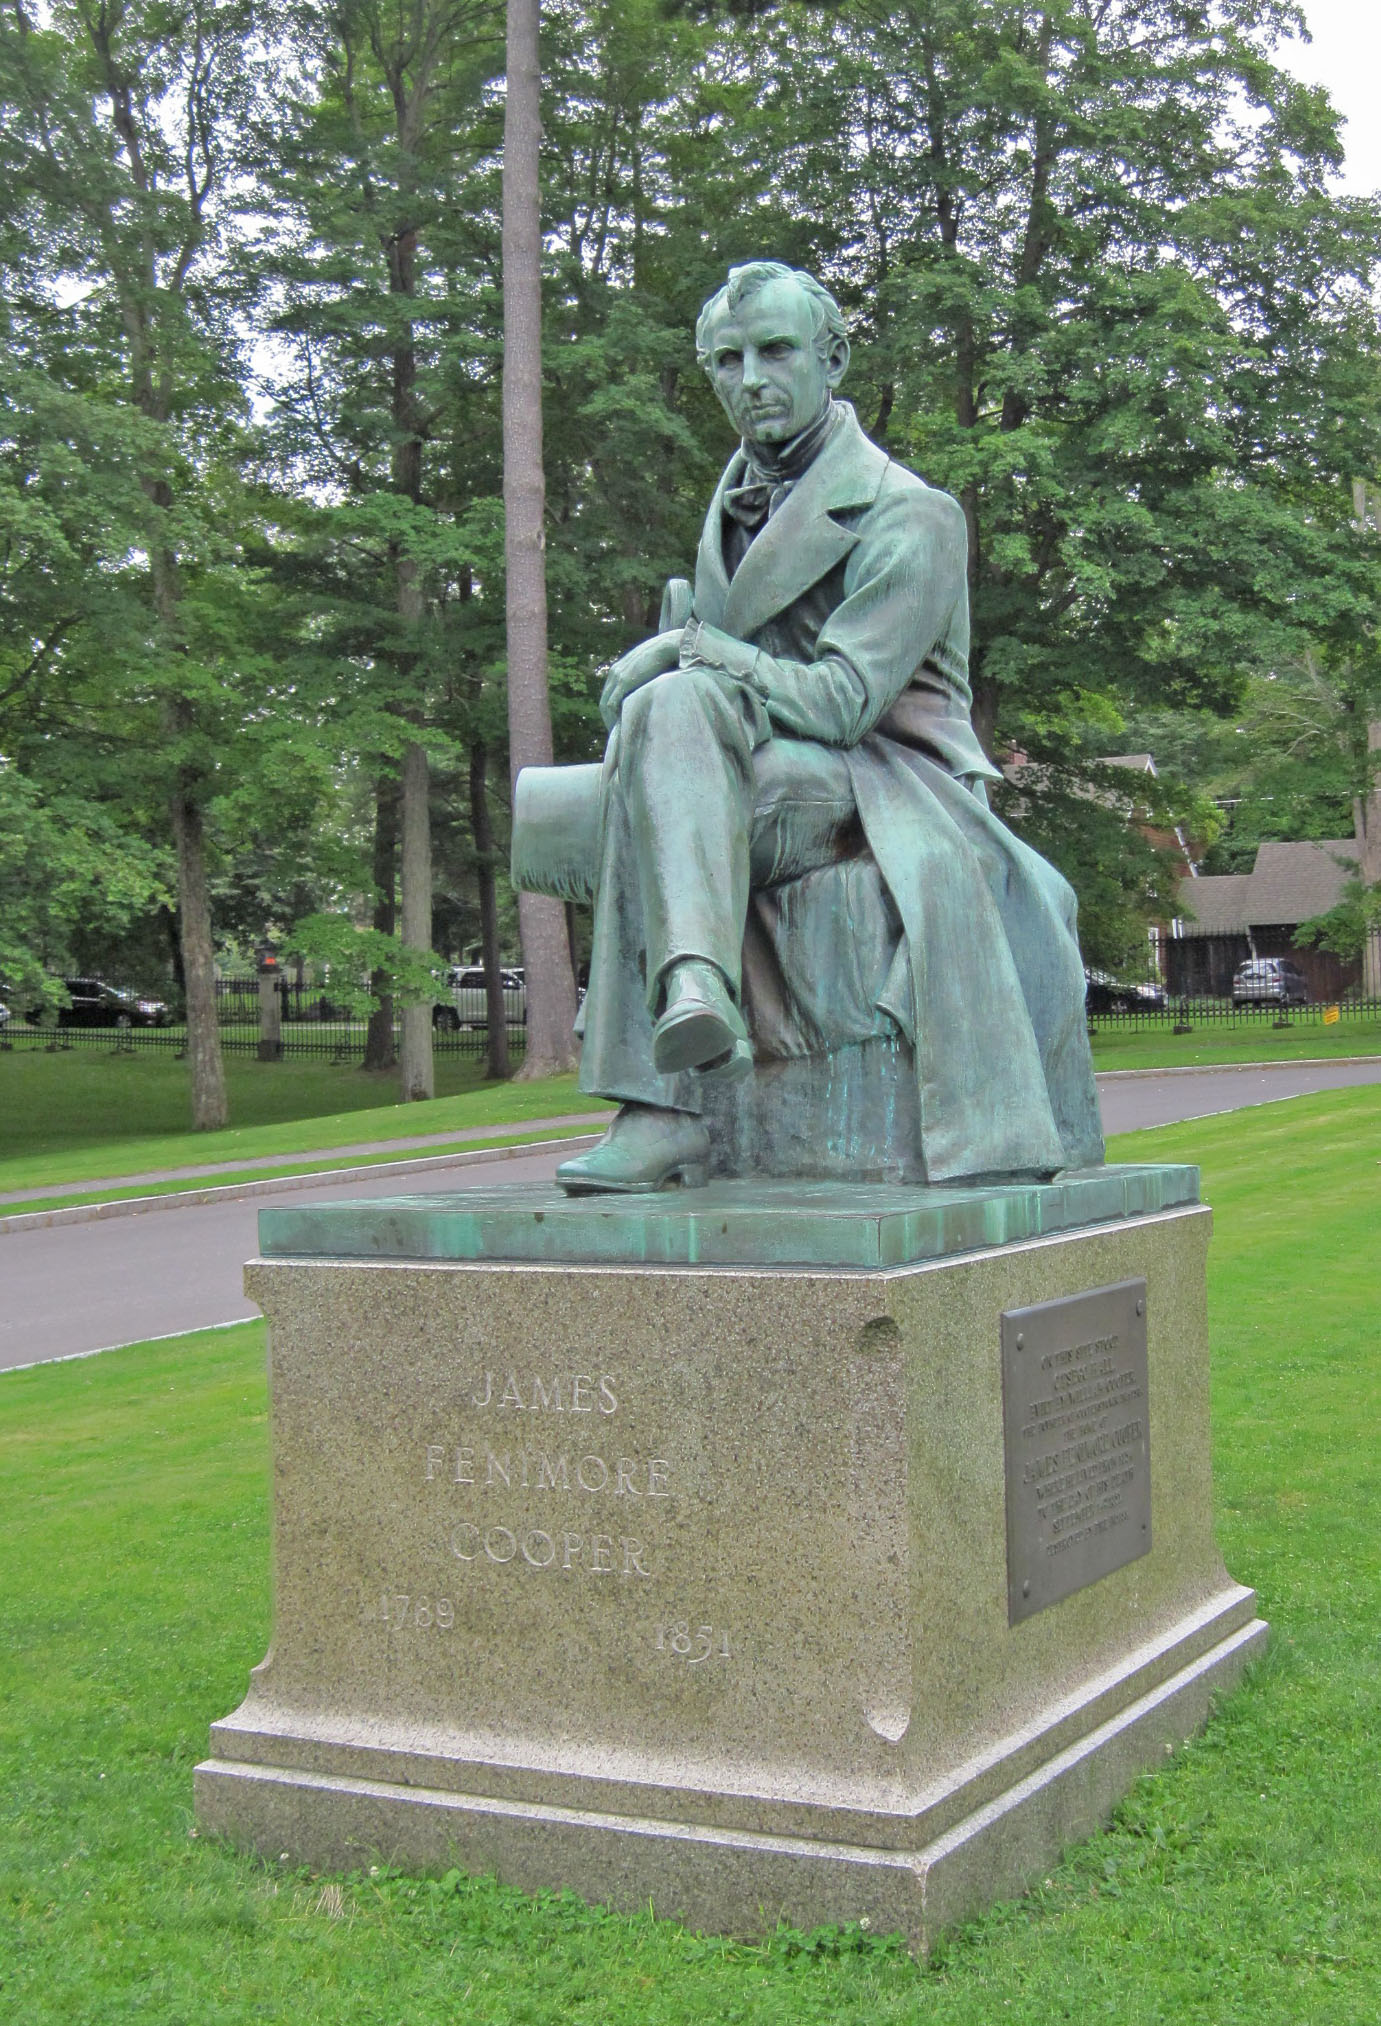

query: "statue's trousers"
xmin=579 ymin=664 xmax=859 ymax=1116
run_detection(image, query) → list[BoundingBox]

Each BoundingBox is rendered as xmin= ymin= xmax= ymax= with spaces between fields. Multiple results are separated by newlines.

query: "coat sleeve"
xmin=693 ymin=483 xmax=970 ymax=749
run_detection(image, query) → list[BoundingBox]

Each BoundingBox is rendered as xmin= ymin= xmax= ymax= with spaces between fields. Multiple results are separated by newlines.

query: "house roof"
xmin=1176 ymin=839 xmax=1360 ymax=934
xmin=1177 ymin=874 xmax=1253 ymax=933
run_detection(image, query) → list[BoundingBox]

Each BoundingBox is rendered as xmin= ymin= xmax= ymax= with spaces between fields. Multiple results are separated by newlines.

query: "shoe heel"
xmin=701 ymin=1038 xmax=754 ymax=1084
xmin=670 ymin=1161 xmax=709 ymax=1189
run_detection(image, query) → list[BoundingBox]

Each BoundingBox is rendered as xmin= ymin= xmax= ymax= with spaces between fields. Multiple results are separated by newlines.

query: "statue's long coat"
xmin=690 ymin=403 xmax=1103 ymax=1178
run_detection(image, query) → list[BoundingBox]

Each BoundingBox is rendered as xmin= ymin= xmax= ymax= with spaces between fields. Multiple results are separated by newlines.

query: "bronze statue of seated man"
xmin=512 ymin=261 xmax=1103 ymax=1194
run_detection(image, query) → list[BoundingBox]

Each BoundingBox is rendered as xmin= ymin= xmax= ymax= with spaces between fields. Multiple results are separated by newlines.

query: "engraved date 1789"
xmin=378 ymin=1592 xmax=455 ymax=1629
xmin=655 ymin=1621 xmax=730 ymax=1662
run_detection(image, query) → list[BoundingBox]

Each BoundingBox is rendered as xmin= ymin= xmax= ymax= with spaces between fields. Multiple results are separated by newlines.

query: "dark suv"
xmin=1084 ymin=969 xmax=1166 ymax=1015
xmin=28 ymin=977 xmax=174 ymax=1027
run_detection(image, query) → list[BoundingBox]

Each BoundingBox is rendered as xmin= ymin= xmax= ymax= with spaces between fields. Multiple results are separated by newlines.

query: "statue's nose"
xmin=742 ymin=352 xmax=767 ymax=390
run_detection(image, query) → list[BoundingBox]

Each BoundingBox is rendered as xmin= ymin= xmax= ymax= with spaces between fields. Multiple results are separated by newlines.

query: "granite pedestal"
xmin=196 ymin=1169 xmax=1265 ymax=1952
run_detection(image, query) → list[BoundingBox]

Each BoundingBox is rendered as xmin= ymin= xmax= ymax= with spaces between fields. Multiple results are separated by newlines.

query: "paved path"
xmin=1096 ymin=1057 xmax=1381 ymax=1133
xmin=0 ymin=1145 xmax=575 ymax=1374
xmin=3 ymin=1060 xmax=1378 ymax=1375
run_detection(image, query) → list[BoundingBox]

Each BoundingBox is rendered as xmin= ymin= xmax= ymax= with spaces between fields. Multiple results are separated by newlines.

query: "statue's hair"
xmin=695 ymin=262 xmax=848 ymax=370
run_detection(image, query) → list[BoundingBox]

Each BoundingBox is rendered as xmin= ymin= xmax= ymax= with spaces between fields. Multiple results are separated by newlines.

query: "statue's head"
xmin=695 ymin=261 xmax=850 ymax=448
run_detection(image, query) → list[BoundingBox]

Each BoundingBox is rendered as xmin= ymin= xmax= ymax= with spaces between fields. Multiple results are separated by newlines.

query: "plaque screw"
xmin=1016 ymin=1332 xmax=1025 ymax=1350
xmin=1136 ymin=1299 xmax=1144 ymax=1316
xmin=1022 ymin=1580 xmax=1031 ymax=1597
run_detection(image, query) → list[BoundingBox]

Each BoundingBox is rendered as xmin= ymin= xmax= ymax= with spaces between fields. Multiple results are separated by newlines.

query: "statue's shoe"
xmin=557 ymin=1105 xmax=712 ymax=1194
xmin=699 ymin=1035 xmax=754 ymax=1083
xmin=652 ymin=960 xmax=750 ymax=1077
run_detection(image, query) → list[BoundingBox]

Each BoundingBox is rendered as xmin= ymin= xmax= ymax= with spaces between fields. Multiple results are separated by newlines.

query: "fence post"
xmin=256 ymin=945 xmax=283 ymax=1062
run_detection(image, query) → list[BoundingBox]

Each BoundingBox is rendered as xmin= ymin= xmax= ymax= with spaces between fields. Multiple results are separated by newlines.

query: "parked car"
xmin=0 ymin=999 xmax=9 ymax=1030
xmin=1084 ymin=969 xmax=1166 ymax=1015
xmin=26 ymin=976 xmax=174 ymax=1028
xmin=1230 ymin=957 xmax=1309 ymax=1007
xmin=434 ymin=966 xmax=527 ymax=1031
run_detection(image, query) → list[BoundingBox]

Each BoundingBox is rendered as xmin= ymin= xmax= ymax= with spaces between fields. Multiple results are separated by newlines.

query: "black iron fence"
xmin=1 ymin=1020 xmax=526 ymax=1059
xmin=1087 ymin=928 xmax=1381 ymax=1031
xmin=1162 ymin=929 xmax=1374 ymax=1006
xmin=4 ymin=938 xmax=1376 ymax=1057
xmin=2 ymin=975 xmax=527 ymax=1059
xmin=1086 ymin=997 xmax=1380 ymax=1033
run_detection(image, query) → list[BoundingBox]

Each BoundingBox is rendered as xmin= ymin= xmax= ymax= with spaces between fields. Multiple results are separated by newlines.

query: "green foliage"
xmin=0 ymin=762 xmax=171 ymax=1008
xmin=3 ymin=0 xmax=1381 ymax=1002
xmin=285 ymin=910 xmax=450 ymax=1011
xmin=1295 ymin=874 xmax=1381 ymax=963
xmin=993 ymin=750 xmax=1186 ymax=970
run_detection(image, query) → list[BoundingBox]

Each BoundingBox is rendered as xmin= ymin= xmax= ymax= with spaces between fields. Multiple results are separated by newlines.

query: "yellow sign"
xmin=1323 ymin=1005 xmax=1341 ymax=1025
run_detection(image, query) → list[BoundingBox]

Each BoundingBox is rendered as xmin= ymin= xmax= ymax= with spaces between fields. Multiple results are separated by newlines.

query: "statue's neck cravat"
xmin=722 ymin=400 xmax=840 ymax=535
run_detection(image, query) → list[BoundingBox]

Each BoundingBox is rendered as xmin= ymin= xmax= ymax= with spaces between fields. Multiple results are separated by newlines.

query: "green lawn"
xmin=0 ymin=1133 xmax=609 ymax=1220
xmin=2 ymin=1089 xmax=1379 ymax=2022
xmin=1089 ymin=1008 xmax=1381 ymax=1071
xmin=0 ymin=1050 xmax=609 ymax=1195
xmin=2 ymin=1015 xmax=1379 ymax=1200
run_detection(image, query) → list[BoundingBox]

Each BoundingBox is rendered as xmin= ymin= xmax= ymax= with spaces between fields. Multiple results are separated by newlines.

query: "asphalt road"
xmin=0 ymin=1146 xmax=571 ymax=1375
xmin=1095 ymin=1057 xmax=1381 ymax=1133
xmin=3 ymin=1059 xmax=1378 ymax=1374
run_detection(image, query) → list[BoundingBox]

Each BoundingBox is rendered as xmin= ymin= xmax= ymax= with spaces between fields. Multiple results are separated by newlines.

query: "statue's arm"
xmin=690 ymin=485 xmax=968 ymax=749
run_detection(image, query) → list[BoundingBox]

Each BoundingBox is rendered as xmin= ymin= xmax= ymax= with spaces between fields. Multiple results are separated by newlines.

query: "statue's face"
xmin=703 ymin=277 xmax=848 ymax=446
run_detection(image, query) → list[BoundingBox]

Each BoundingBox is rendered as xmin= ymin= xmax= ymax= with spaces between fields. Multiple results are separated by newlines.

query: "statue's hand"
xmin=599 ymin=630 xmax=683 ymax=729
xmin=681 ymin=621 xmax=765 ymax=689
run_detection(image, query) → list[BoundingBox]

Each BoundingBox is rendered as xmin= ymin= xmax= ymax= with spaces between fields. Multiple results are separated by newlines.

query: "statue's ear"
xmin=825 ymin=333 xmax=850 ymax=389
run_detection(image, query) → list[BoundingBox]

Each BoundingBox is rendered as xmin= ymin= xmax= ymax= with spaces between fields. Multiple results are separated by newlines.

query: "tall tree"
xmin=616 ymin=0 xmax=1381 ymax=950
xmin=252 ymin=0 xmax=505 ymax=1092
xmin=502 ymin=0 xmax=578 ymax=1076
xmin=0 ymin=0 xmax=269 ymax=1124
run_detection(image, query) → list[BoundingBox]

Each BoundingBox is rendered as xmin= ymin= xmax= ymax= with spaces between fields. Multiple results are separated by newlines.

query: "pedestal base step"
xmin=196 ymin=1615 xmax=1265 ymax=1954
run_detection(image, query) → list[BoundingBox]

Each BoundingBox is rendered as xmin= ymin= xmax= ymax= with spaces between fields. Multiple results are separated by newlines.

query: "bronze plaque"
xmin=1002 ymin=1279 xmax=1150 ymax=1625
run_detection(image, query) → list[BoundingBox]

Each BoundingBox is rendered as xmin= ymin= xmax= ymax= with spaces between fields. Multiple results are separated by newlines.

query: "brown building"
xmin=1169 ymin=839 xmax=1363 ymax=999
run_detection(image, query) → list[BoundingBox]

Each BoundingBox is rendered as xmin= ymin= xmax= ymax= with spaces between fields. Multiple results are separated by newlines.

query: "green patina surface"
xmin=511 ymin=263 xmax=1105 ymax=1190
xmin=256 ymin=1163 xmax=1198 ymax=1271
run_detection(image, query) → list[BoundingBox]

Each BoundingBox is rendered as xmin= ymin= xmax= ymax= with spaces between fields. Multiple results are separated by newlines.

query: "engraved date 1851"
xmin=655 ymin=1621 xmax=730 ymax=1662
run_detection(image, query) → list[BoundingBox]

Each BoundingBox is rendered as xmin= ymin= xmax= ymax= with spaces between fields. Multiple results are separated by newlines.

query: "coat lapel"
xmin=692 ymin=452 xmax=741 ymax=628
xmin=716 ymin=404 xmax=889 ymax=642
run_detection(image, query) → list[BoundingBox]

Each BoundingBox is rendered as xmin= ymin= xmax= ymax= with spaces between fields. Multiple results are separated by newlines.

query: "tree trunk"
xmin=502 ymin=0 xmax=578 ymax=1079
xmin=1359 ymin=721 xmax=1381 ymax=998
xmin=469 ymin=738 xmax=511 ymax=1080
xmin=384 ymin=183 xmax=435 ymax=1101
xmin=363 ymin=774 xmax=399 ymax=1070
xmin=169 ymin=783 xmax=229 ymax=1129
xmin=398 ymin=737 xmax=435 ymax=1100
xmin=165 ymin=732 xmax=227 ymax=1128
xmin=156 ymin=540 xmax=227 ymax=1129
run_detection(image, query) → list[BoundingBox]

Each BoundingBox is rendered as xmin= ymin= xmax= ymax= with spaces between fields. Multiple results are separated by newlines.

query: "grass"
xmin=2 ymin=1016 xmax=1378 ymax=1201
xmin=1088 ymin=1009 xmax=1381 ymax=1071
xmin=2 ymin=1089 xmax=1379 ymax=2021
xmin=0 ymin=1129 xmax=604 ymax=1221
xmin=0 ymin=1050 xmax=609 ymax=1195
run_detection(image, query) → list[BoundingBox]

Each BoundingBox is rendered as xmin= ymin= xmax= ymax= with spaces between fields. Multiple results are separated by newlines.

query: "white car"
xmin=434 ymin=967 xmax=526 ymax=1031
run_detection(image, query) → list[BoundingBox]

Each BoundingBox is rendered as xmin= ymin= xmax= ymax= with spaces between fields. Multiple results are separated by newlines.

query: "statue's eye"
xmin=715 ymin=350 xmax=743 ymax=369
